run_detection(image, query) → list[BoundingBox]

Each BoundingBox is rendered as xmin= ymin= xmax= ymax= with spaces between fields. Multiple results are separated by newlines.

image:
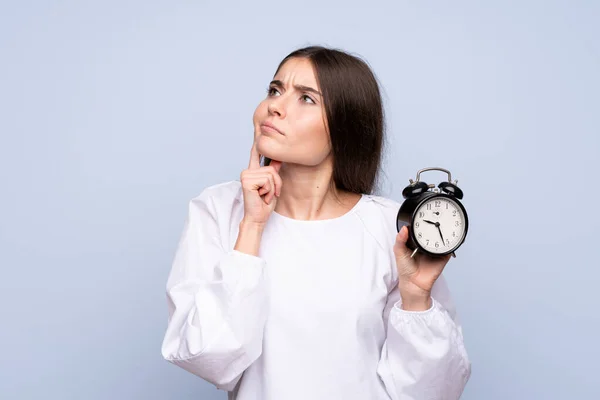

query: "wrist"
xmin=235 ymin=219 xmax=265 ymax=256
xmin=400 ymin=296 xmax=432 ymax=311
xmin=240 ymin=218 xmax=266 ymax=232
xmin=398 ymin=285 xmax=432 ymax=311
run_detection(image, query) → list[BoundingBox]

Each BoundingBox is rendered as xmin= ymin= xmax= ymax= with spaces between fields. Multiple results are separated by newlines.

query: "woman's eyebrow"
xmin=269 ymin=80 xmax=322 ymax=97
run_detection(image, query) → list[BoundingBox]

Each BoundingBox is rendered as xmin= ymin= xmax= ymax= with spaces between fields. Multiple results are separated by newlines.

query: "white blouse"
xmin=161 ymin=180 xmax=471 ymax=400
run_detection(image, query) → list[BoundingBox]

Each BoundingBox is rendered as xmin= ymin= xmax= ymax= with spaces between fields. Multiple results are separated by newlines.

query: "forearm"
xmin=234 ymin=219 xmax=266 ymax=256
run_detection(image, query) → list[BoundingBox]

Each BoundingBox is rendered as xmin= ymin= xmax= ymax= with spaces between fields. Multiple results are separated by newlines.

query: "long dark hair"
xmin=263 ymin=45 xmax=385 ymax=195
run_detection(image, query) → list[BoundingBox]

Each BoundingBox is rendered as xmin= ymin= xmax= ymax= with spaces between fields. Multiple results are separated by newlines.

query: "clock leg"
xmin=410 ymin=248 xmax=419 ymax=258
xmin=451 ymin=252 xmax=456 ymax=258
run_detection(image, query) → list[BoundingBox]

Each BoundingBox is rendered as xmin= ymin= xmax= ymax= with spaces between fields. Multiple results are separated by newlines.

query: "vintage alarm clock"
xmin=396 ymin=167 xmax=469 ymax=258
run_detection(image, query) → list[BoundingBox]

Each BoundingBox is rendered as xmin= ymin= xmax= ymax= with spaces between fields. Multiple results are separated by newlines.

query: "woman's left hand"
xmin=393 ymin=226 xmax=451 ymax=311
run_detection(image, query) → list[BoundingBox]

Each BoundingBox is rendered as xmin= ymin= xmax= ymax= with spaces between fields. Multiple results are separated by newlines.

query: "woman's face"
xmin=253 ymin=57 xmax=331 ymax=166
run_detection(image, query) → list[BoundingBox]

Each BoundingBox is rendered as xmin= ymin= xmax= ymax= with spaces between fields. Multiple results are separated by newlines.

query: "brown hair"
xmin=263 ymin=45 xmax=386 ymax=195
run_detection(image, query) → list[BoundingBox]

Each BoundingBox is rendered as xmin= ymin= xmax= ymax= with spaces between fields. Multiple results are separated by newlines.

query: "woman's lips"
xmin=260 ymin=122 xmax=284 ymax=135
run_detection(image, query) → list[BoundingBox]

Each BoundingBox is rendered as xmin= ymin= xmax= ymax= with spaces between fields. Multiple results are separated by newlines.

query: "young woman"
xmin=161 ymin=46 xmax=471 ymax=400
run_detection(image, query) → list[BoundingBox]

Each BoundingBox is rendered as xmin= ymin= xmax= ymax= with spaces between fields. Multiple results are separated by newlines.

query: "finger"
xmin=255 ymin=173 xmax=274 ymax=199
xmin=245 ymin=175 xmax=271 ymax=198
xmin=253 ymin=121 xmax=261 ymax=141
xmin=258 ymin=175 xmax=273 ymax=195
xmin=248 ymin=141 xmax=261 ymax=170
xmin=264 ymin=174 xmax=276 ymax=204
xmin=269 ymin=161 xmax=283 ymax=196
xmin=258 ymin=185 xmax=269 ymax=196
xmin=270 ymin=160 xmax=282 ymax=173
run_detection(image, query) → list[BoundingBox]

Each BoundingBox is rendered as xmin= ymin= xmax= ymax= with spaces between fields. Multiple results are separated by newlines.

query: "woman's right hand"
xmin=239 ymin=141 xmax=282 ymax=226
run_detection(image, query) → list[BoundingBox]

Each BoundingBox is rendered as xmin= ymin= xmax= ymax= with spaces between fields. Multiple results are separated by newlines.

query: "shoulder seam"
xmin=353 ymin=195 xmax=396 ymax=253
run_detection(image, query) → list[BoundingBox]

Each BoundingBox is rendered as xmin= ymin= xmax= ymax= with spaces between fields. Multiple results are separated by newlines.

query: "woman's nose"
xmin=267 ymin=97 xmax=286 ymax=118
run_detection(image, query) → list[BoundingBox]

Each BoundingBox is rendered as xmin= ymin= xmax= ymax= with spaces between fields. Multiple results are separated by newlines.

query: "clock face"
xmin=412 ymin=196 xmax=467 ymax=254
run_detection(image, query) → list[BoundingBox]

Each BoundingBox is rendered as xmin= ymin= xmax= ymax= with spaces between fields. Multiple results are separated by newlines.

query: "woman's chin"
xmin=256 ymin=141 xmax=282 ymax=161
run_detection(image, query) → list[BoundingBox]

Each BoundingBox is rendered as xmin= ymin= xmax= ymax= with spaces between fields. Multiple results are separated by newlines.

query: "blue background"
xmin=1 ymin=1 xmax=598 ymax=399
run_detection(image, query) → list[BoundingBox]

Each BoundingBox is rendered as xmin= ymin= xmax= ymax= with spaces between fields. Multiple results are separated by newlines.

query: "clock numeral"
xmin=426 ymin=204 xmax=432 ymax=210
xmin=446 ymin=239 xmax=450 ymax=246
xmin=435 ymin=200 xmax=441 ymax=208
xmin=455 ymin=221 xmax=460 ymax=226
xmin=415 ymin=222 xmax=420 ymax=228
xmin=418 ymin=232 xmax=423 ymax=238
xmin=452 ymin=231 xmax=456 ymax=237
xmin=453 ymin=210 xmax=457 ymax=217
xmin=419 ymin=212 xmax=425 ymax=218
xmin=435 ymin=242 xmax=440 ymax=248
xmin=446 ymin=203 xmax=449 ymax=209
xmin=426 ymin=239 xmax=430 ymax=245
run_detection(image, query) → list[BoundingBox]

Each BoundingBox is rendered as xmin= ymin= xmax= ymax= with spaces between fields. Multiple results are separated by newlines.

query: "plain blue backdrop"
xmin=1 ymin=1 xmax=599 ymax=399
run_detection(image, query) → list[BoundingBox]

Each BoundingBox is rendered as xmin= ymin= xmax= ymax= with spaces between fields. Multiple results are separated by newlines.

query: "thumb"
xmin=270 ymin=160 xmax=282 ymax=173
xmin=394 ymin=226 xmax=412 ymax=257
xmin=396 ymin=225 xmax=409 ymax=244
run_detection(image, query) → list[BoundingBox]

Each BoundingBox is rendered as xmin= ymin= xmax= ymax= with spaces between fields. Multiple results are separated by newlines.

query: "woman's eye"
xmin=301 ymin=95 xmax=315 ymax=104
xmin=267 ymin=87 xmax=280 ymax=96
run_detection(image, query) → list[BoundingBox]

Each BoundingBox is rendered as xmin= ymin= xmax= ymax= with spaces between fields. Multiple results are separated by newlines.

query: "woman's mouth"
xmin=260 ymin=122 xmax=284 ymax=135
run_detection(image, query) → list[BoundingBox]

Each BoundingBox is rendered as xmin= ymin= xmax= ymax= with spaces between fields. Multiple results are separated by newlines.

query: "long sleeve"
xmin=160 ymin=190 xmax=268 ymax=391
xmin=376 ymin=273 xmax=471 ymax=400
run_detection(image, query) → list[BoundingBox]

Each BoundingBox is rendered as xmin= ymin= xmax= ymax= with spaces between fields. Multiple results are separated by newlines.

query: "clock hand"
xmin=437 ymin=224 xmax=446 ymax=245
xmin=423 ymin=219 xmax=446 ymax=245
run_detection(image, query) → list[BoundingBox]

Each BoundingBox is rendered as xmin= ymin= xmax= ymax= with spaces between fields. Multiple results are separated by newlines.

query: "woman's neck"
xmin=273 ymin=161 xmax=361 ymax=221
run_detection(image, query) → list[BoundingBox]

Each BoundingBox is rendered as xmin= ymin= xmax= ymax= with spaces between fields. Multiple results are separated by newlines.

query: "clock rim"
xmin=410 ymin=193 xmax=469 ymax=257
